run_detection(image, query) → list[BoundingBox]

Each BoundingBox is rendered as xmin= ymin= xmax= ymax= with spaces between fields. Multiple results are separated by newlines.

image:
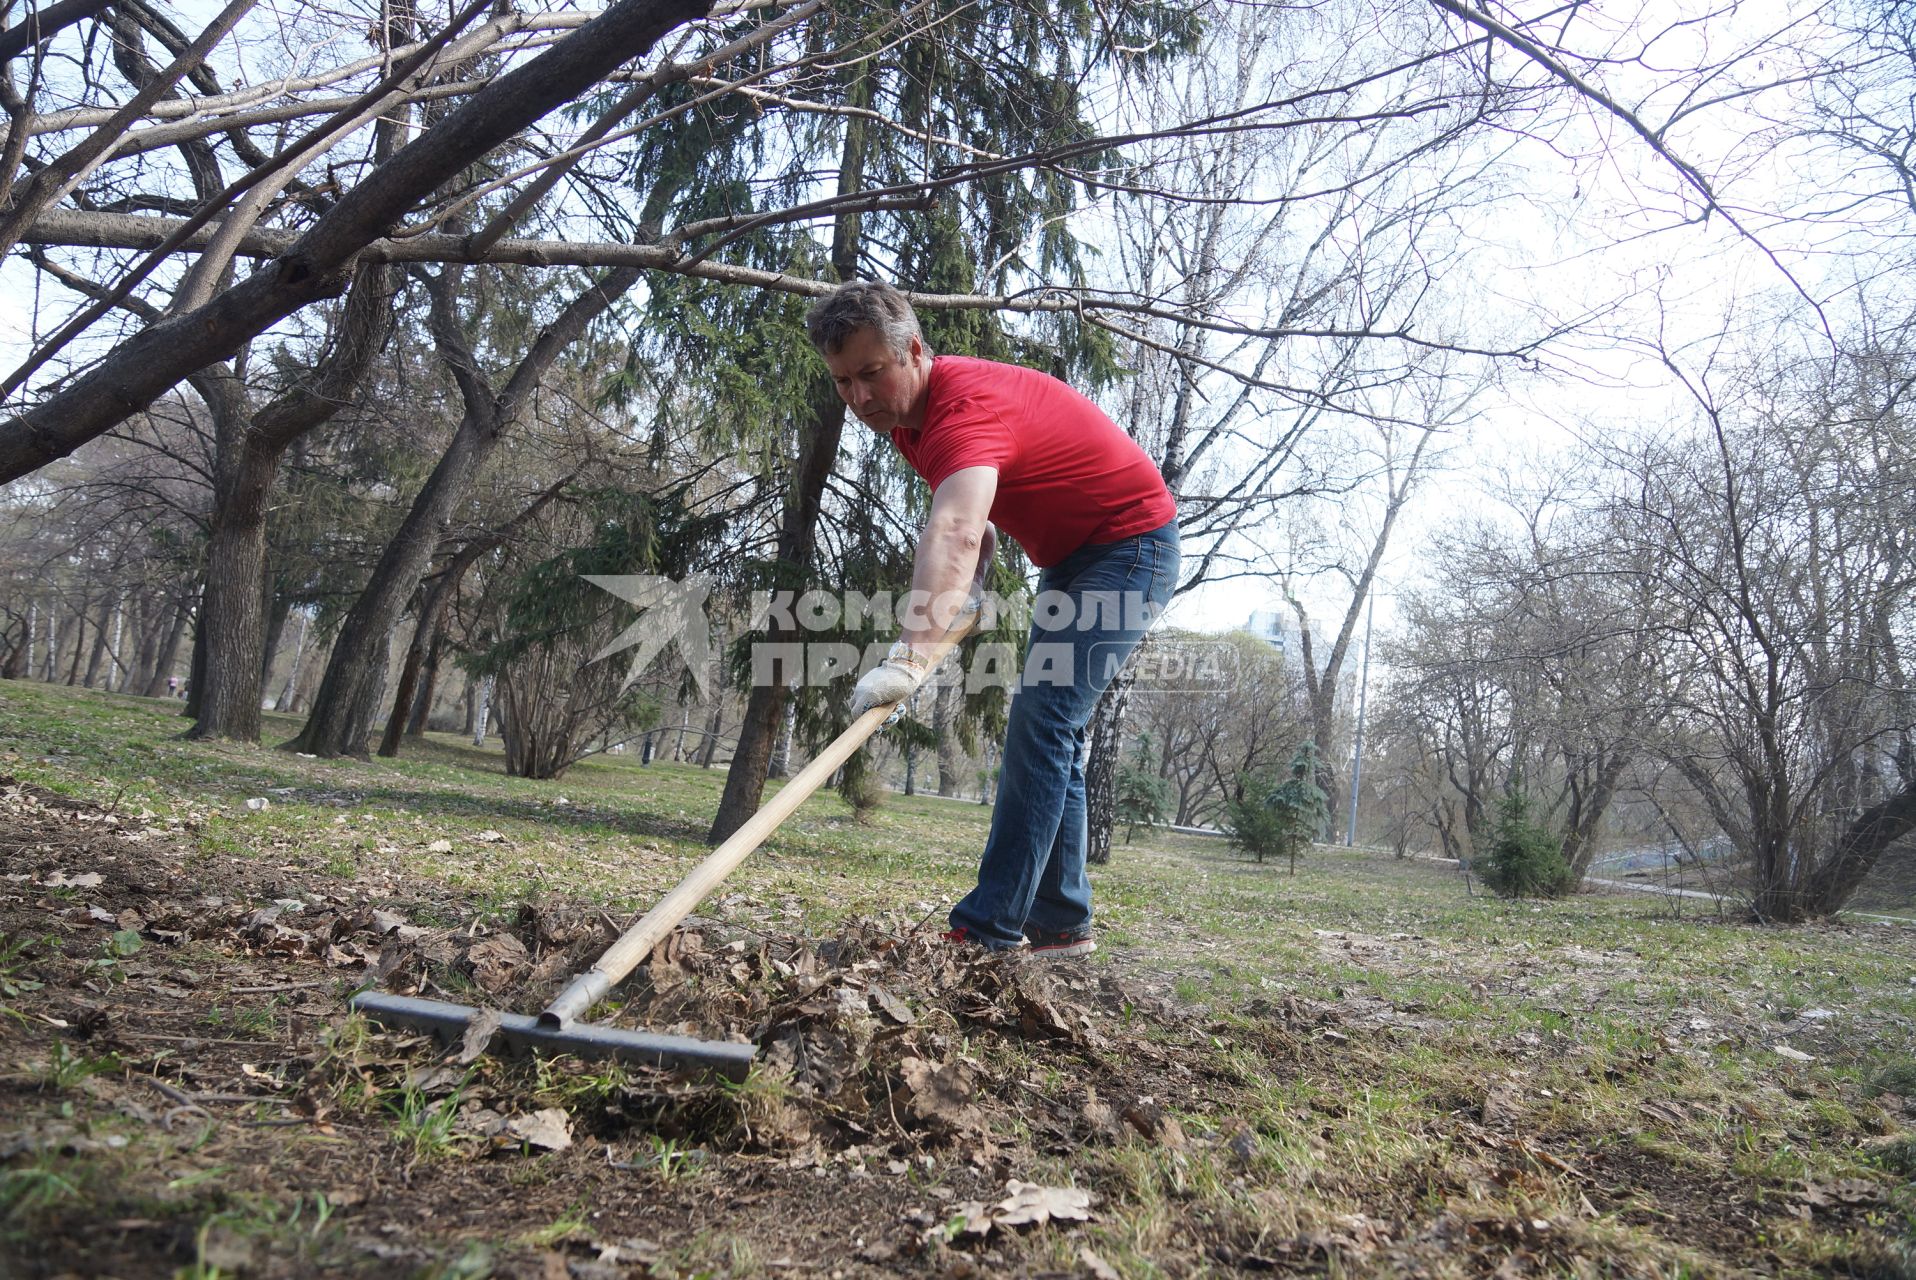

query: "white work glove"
xmin=851 ymin=525 xmax=997 ymax=722
xmin=850 ymin=641 xmax=931 ymax=718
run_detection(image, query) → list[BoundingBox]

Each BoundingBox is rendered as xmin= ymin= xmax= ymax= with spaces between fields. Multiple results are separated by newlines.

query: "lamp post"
xmin=1345 ymin=594 xmax=1374 ymax=847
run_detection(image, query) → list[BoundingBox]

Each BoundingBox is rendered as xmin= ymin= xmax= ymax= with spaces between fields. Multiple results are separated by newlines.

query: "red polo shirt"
xmin=890 ymin=356 xmax=1176 ymax=568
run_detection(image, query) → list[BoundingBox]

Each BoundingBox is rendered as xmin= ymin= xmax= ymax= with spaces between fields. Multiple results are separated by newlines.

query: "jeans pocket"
xmin=1148 ymin=536 xmax=1179 ymax=609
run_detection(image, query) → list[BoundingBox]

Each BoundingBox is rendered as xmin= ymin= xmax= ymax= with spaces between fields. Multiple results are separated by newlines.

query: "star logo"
xmin=584 ymin=574 xmax=716 ymax=698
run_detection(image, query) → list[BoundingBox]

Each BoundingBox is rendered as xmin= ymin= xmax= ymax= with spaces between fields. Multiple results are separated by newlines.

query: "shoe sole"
xmin=1027 ymin=938 xmax=1095 ymax=957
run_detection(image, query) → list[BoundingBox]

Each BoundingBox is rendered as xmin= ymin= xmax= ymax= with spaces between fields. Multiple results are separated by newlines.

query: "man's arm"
xmin=903 ymin=465 xmax=998 ymax=647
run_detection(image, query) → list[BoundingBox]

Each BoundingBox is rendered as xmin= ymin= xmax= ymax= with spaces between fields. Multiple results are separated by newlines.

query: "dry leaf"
xmin=458 ymin=1008 xmax=503 ymax=1064
xmin=1482 ymin=1083 xmax=1524 ymax=1126
xmin=898 ymin=1056 xmax=982 ymax=1134
xmin=1774 ymin=1044 xmax=1814 ymax=1062
xmin=950 ymin=1200 xmax=995 ymax=1238
xmin=1079 ymin=1245 xmax=1121 ymax=1279
xmin=46 ymin=872 xmax=103 ymax=889
xmin=869 ymin=983 xmax=915 ymax=1024
xmin=425 ymin=839 xmax=453 ymax=854
xmin=500 ymin=1108 xmax=572 ymax=1151
xmin=992 ymin=1180 xmax=1093 ymax=1228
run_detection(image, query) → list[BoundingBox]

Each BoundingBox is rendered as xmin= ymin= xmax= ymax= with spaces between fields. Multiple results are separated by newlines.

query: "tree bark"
xmin=710 ymin=380 xmax=849 ymax=841
xmin=406 ymin=628 xmax=443 ymax=734
xmin=935 ymin=678 xmax=963 ymax=796
xmin=1085 ymin=671 xmax=1132 ymax=866
xmin=189 ymin=263 xmax=395 ymax=741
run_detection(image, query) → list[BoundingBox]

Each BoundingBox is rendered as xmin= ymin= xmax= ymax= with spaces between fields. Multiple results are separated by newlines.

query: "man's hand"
xmin=850 ymin=641 xmax=931 ymax=718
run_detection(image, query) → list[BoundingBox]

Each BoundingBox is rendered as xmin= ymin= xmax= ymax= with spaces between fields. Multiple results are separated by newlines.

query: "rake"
xmin=350 ymin=607 xmax=983 ymax=1081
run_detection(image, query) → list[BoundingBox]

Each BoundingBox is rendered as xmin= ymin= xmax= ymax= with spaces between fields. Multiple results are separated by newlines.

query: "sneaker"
xmin=940 ymin=926 xmax=982 ymax=948
xmin=1024 ymin=926 xmax=1095 ymax=957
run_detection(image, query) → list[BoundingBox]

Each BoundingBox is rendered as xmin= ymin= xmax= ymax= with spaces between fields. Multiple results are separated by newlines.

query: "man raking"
xmin=807 ymin=281 xmax=1179 ymax=955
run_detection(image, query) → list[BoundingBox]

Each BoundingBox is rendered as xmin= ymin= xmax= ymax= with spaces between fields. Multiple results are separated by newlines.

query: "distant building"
xmin=1246 ymin=608 xmax=1320 ymax=659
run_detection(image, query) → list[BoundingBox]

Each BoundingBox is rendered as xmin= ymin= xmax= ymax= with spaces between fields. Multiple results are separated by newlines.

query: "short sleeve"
xmin=912 ymin=392 xmax=1015 ymax=489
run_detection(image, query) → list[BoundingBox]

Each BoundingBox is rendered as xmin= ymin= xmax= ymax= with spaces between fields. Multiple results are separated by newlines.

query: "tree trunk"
xmin=192 ymin=260 xmax=396 ymax=740
xmin=82 ymin=596 xmax=113 ymax=688
xmin=129 ymin=590 xmax=165 ymax=693
xmin=259 ymin=595 xmax=291 ymax=689
xmin=709 ymin=382 xmax=849 ymax=841
xmin=189 ymin=442 xmax=276 ymax=739
xmin=768 ymin=696 xmax=795 ymax=778
xmin=935 ymin=678 xmax=963 ymax=797
xmin=292 ymin=545 xmax=424 ymax=757
xmin=63 ymin=593 xmax=89 ymax=684
xmin=708 ymin=63 xmax=868 ymax=842
xmin=380 ymin=570 xmax=465 ymax=756
xmin=407 ymin=628 xmax=443 ymax=734
xmin=1 ymin=614 xmax=27 ymax=679
xmin=472 ymin=674 xmax=493 ymax=746
xmin=698 ymin=699 xmax=724 ymax=767
xmin=1085 ymin=671 xmax=1132 ymax=866
xmin=142 ymin=596 xmax=191 ymax=698
xmin=1800 ymin=782 xmax=1916 ymax=916
xmin=1560 ymin=750 xmax=1632 ymax=878
xmin=382 ymin=474 xmax=567 ymax=755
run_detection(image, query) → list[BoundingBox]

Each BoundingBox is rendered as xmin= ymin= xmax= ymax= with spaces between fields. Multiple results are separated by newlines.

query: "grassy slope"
xmin=4 ymin=679 xmax=1915 ymax=1276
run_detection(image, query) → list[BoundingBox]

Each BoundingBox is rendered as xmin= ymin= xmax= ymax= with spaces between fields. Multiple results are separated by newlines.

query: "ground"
xmin=2 ymin=681 xmax=1913 ymax=1278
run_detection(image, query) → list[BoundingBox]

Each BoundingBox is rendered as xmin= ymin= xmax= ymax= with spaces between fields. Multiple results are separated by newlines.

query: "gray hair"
xmin=805 ymin=279 xmax=923 ymax=357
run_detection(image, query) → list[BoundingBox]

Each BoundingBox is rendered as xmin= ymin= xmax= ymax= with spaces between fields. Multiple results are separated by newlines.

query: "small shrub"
xmin=1264 ymin=742 xmax=1329 ymax=874
xmin=1477 ymin=791 xmax=1574 ymax=898
xmin=837 ymin=757 xmax=886 ymax=817
xmin=1224 ymin=774 xmax=1288 ymax=863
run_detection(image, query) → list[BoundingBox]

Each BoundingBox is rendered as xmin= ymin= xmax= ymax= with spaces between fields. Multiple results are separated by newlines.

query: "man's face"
xmin=822 ymin=326 xmax=929 ymax=433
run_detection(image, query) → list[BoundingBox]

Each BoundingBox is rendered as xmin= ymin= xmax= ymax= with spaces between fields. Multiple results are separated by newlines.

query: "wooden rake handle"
xmin=539 ymin=609 xmax=980 ymax=1026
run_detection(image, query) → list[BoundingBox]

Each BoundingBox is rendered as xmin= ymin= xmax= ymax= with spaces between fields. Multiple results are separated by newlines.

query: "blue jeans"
xmin=949 ymin=519 xmax=1180 ymax=948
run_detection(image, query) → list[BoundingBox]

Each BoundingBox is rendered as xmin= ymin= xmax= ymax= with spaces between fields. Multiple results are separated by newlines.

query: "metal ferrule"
xmin=538 ymin=968 xmax=614 ymax=1027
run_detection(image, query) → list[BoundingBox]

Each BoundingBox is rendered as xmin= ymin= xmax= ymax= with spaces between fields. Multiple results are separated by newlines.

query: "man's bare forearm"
xmin=902 ymin=515 xmax=986 ymax=647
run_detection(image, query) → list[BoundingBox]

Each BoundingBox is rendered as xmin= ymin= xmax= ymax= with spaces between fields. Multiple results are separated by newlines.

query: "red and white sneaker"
xmin=1024 ymin=926 xmax=1095 ymax=957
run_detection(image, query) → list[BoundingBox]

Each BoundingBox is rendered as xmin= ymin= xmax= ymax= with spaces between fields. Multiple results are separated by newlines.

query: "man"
xmin=807 ymin=280 xmax=1179 ymax=954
